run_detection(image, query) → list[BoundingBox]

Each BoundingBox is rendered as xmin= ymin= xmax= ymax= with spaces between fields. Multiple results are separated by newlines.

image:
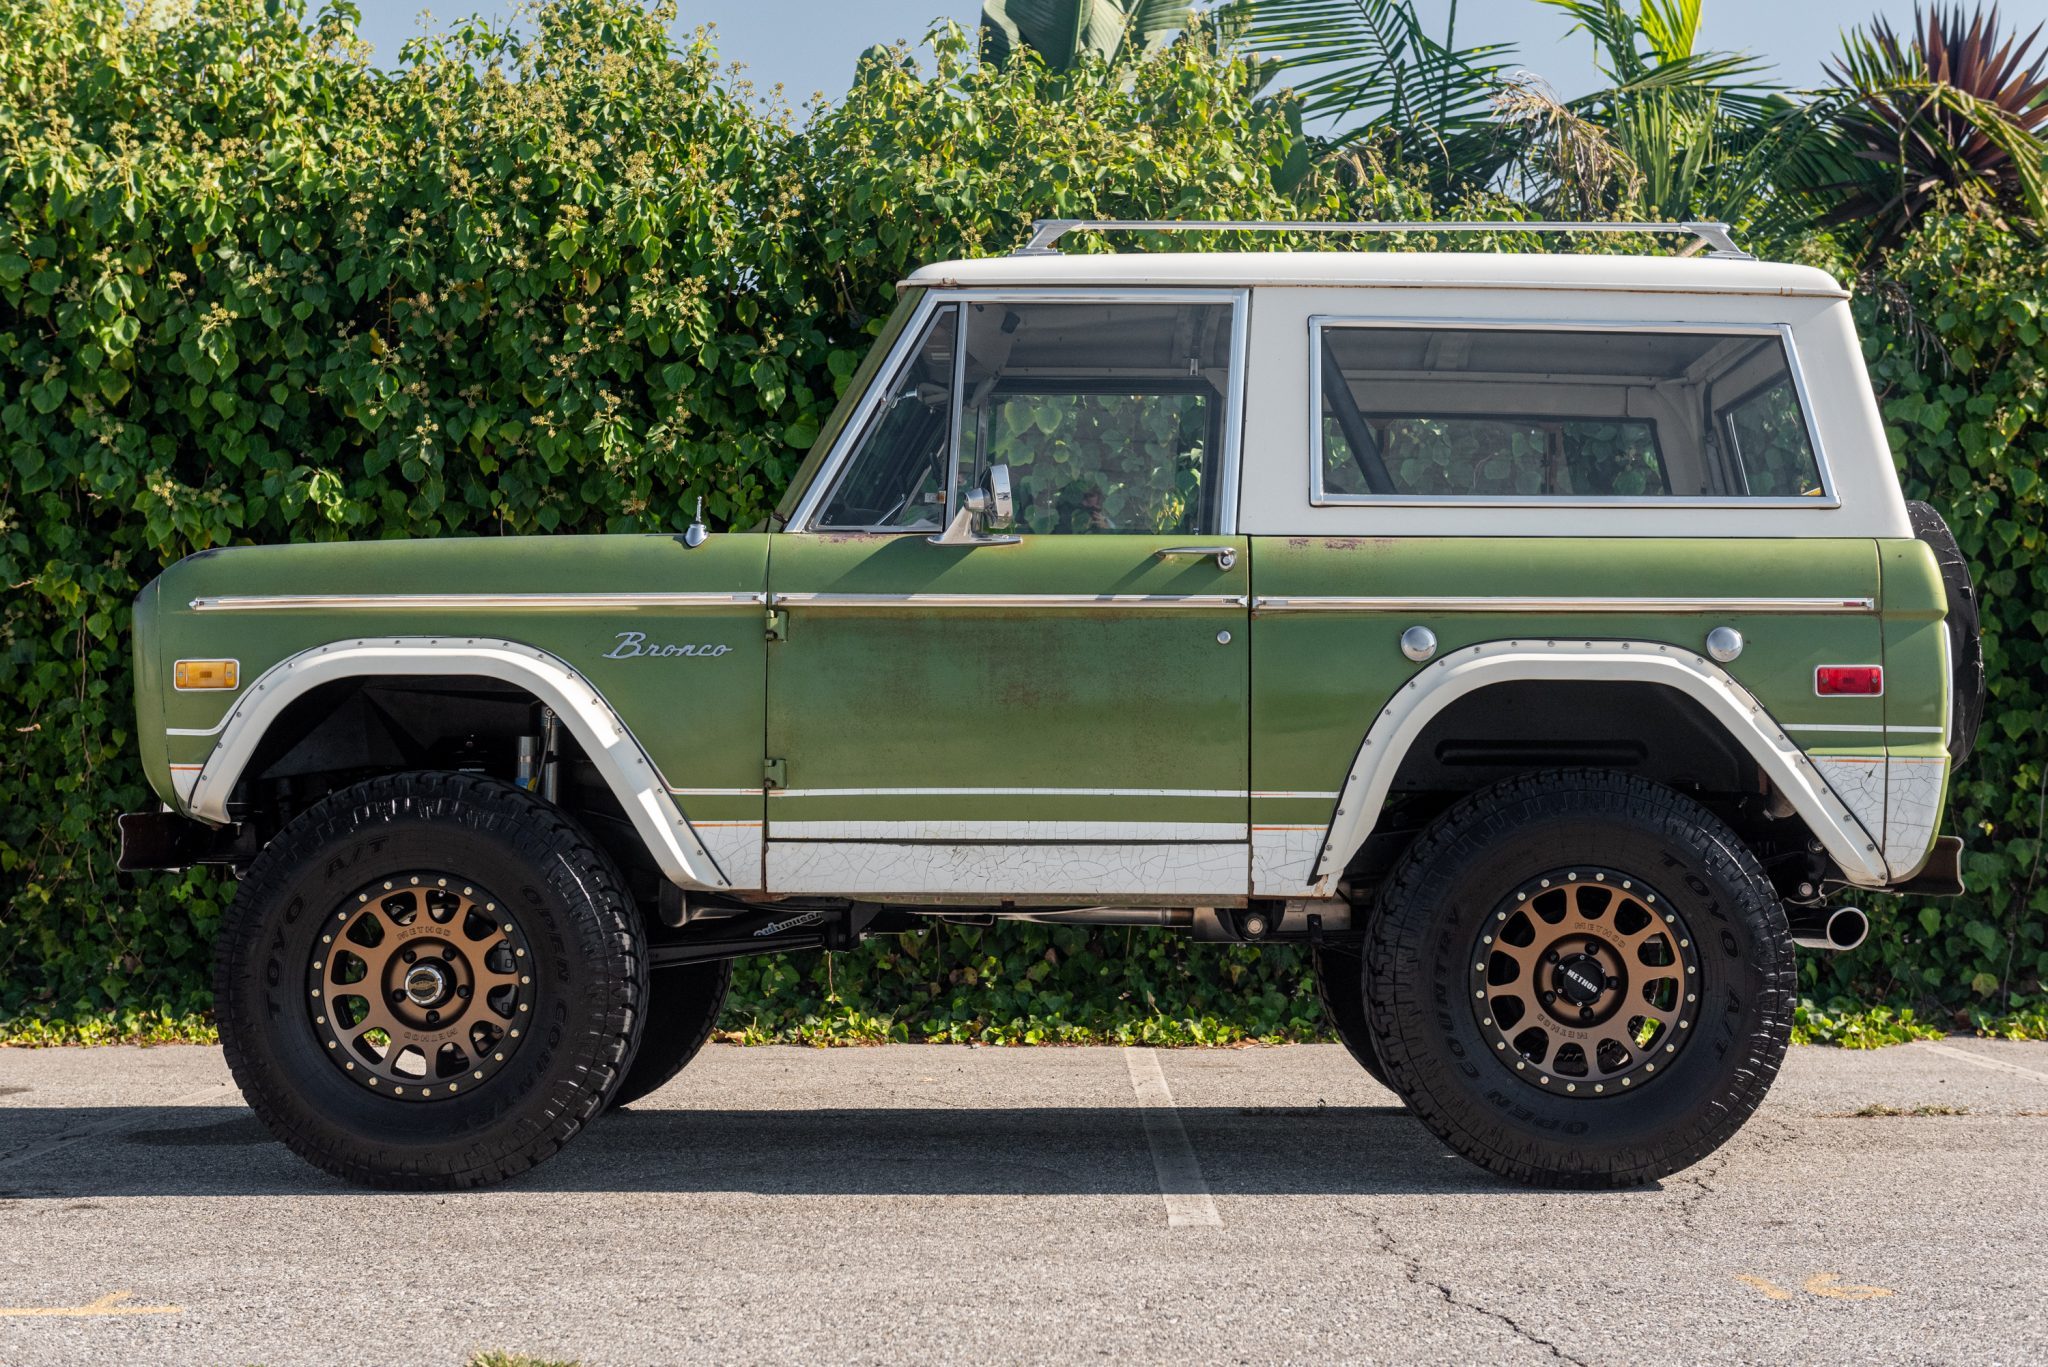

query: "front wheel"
xmin=1367 ymin=770 xmax=1794 ymax=1188
xmin=214 ymin=772 xmax=646 ymax=1190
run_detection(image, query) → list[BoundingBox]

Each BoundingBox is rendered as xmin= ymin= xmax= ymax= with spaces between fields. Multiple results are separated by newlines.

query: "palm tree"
xmin=980 ymin=0 xmax=1199 ymax=70
xmin=1217 ymin=0 xmax=1516 ymax=194
xmin=1501 ymin=0 xmax=1788 ymax=224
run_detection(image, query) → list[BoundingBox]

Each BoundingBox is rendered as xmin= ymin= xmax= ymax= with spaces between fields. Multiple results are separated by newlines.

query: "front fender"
xmin=177 ymin=636 xmax=733 ymax=891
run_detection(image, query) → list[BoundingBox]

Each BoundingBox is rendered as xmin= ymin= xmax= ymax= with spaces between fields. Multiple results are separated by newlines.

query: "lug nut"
xmin=1580 ymin=1006 xmax=1594 ymax=1021
xmin=1546 ymin=950 xmax=1560 ymax=963
xmin=426 ymin=1009 xmax=440 ymax=1024
xmin=457 ymin=985 xmax=472 ymax=999
xmin=390 ymin=990 xmax=406 ymax=1003
xmin=401 ymin=948 xmax=417 ymax=964
xmin=1542 ymin=990 xmax=1557 ymax=1005
xmin=1605 ymin=976 xmax=1621 ymax=990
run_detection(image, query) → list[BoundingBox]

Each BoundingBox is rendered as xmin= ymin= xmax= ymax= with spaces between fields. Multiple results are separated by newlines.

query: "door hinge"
xmin=765 ymin=606 xmax=788 ymax=641
xmin=763 ymin=757 xmax=787 ymax=790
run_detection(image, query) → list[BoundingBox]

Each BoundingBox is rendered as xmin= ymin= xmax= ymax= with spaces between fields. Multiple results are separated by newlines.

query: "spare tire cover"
xmin=1906 ymin=501 xmax=1986 ymax=768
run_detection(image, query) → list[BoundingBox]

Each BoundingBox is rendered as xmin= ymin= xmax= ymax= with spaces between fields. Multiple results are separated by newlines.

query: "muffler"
xmin=1789 ymin=905 xmax=1869 ymax=952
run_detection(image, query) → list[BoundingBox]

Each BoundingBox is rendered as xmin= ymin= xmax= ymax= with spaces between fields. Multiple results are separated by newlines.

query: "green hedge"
xmin=0 ymin=0 xmax=2040 ymax=1038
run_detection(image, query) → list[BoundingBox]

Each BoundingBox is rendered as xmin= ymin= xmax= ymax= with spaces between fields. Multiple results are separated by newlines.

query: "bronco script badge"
xmin=603 ymin=631 xmax=732 ymax=659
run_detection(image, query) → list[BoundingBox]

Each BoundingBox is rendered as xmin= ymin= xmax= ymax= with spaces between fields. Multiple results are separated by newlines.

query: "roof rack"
xmin=1012 ymin=219 xmax=1753 ymax=261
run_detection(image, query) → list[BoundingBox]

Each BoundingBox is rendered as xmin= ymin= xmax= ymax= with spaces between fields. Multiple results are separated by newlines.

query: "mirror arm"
xmin=928 ymin=464 xmax=1021 ymax=547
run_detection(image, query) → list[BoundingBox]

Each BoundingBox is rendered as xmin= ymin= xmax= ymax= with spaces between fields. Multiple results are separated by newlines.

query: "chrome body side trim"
xmin=784 ymin=288 xmax=1251 ymax=536
xmin=177 ymin=637 xmax=733 ymax=891
xmin=1305 ymin=316 xmax=1842 ymax=510
xmin=190 ymin=593 xmax=766 ymax=612
xmin=773 ymin=593 xmax=1249 ymax=610
xmin=1251 ymin=595 xmax=1875 ymax=614
xmin=1309 ymin=640 xmax=1893 ymax=894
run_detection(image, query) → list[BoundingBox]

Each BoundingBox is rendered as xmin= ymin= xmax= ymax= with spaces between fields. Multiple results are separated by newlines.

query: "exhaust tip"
xmin=1791 ymin=904 xmax=1869 ymax=952
xmin=1824 ymin=906 xmax=1869 ymax=952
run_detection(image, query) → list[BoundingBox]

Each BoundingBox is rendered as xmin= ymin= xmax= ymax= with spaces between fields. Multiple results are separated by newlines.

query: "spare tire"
xmin=1907 ymin=501 xmax=1986 ymax=768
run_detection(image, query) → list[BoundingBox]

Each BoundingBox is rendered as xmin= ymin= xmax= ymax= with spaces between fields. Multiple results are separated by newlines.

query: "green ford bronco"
xmin=123 ymin=221 xmax=1984 ymax=1191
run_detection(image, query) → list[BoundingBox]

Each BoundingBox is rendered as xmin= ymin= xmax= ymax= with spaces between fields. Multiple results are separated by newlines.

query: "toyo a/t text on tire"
xmin=1366 ymin=769 xmax=1795 ymax=1188
xmin=213 ymin=771 xmax=646 ymax=1190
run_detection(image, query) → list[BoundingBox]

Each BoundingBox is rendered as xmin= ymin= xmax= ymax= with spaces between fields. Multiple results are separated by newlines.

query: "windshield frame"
xmin=771 ymin=287 xmax=929 ymax=528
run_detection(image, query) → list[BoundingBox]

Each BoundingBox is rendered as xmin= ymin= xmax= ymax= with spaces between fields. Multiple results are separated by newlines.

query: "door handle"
xmin=1156 ymin=545 xmax=1237 ymax=571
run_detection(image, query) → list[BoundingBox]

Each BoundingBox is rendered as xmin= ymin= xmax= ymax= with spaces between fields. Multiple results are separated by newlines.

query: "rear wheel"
xmin=1367 ymin=770 xmax=1794 ymax=1188
xmin=609 ymin=959 xmax=732 ymax=1109
xmin=214 ymin=772 xmax=645 ymax=1190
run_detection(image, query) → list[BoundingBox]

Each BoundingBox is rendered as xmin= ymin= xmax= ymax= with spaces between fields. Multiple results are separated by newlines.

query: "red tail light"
xmin=1816 ymin=665 xmax=1883 ymax=696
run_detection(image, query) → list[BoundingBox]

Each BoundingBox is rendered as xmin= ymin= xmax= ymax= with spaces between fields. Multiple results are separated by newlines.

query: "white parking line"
xmin=1922 ymin=1041 xmax=2048 ymax=1084
xmin=1121 ymin=1048 xmax=1222 ymax=1228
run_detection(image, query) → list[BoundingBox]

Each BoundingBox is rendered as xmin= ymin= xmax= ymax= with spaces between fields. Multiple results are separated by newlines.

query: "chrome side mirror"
xmin=930 ymin=463 xmax=1020 ymax=547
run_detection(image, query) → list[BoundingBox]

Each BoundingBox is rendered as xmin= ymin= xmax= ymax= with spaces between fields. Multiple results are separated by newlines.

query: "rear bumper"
xmin=1888 ymin=834 xmax=1966 ymax=897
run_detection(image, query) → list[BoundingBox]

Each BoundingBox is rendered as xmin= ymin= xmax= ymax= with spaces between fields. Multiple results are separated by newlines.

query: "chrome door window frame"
xmin=1306 ymin=316 xmax=1842 ymax=509
xmin=785 ymin=288 xmax=1252 ymax=535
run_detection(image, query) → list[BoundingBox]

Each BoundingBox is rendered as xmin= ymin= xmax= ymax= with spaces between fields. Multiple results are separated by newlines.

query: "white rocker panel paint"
xmin=765 ymin=841 xmax=1249 ymax=898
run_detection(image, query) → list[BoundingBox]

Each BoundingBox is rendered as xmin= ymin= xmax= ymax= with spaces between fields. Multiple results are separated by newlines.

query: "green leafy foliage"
xmin=1809 ymin=212 xmax=2048 ymax=1023
xmin=1792 ymin=998 xmax=1944 ymax=1048
xmin=0 ymin=0 xmax=2040 ymax=1044
xmin=0 ymin=0 xmax=1322 ymax=1035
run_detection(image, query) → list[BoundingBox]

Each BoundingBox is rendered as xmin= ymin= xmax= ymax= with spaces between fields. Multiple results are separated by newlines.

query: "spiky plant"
xmin=1815 ymin=4 xmax=2048 ymax=254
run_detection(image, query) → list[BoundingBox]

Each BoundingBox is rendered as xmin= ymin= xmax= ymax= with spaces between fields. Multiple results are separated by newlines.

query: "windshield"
xmin=770 ymin=288 xmax=927 ymax=528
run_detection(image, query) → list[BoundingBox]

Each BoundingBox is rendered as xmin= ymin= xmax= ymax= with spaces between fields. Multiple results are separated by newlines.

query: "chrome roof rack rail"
xmin=1012 ymin=219 xmax=1754 ymax=261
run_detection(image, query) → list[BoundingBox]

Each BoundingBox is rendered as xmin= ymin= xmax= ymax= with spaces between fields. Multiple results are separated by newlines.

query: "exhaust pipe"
xmin=1789 ymin=905 xmax=1869 ymax=952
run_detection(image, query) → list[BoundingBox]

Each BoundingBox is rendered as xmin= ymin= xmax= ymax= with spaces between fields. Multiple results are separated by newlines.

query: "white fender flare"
xmin=177 ymin=637 xmax=732 ymax=891
xmin=1311 ymin=639 xmax=1893 ymax=889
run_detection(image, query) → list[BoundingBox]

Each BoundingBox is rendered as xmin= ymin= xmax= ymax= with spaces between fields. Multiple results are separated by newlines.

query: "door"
xmin=766 ymin=293 xmax=1251 ymax=900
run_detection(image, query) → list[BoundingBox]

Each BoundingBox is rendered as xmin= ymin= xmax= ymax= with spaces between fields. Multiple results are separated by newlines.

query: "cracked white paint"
xmin=1883 ymin=756 xmax=1948 ymax=876
xmin=1253 ymin=827 xmax=1330 ymax=897
xmin=768 ymin=820 xmax=1245 ymax=842
xmin=1812 ymin=757 xmax=1887 ymax=850
xmin=694 ymin=822 xmax=763 ymax=890
xmin=765 ymin=842 xmax=1249 ymax=897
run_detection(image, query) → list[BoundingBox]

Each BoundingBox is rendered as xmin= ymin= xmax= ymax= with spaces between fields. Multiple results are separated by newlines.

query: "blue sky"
xmin=353 ymin=1 xmax=2007 ymax=108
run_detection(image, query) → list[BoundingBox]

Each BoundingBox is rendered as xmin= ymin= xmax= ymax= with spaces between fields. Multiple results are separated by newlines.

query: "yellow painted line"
xmin=0 ymin=1290 xmax=181 ymax=1318
xmin=1804 ymin=1272 xmax=1893 ymax=1301
xmin=1734 ymin=1272 xmax=1894 ymax=1303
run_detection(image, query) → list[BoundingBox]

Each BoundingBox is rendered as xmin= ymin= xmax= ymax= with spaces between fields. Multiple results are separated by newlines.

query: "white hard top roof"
xmin=901 ymin=251 xmax=1846 ymax=299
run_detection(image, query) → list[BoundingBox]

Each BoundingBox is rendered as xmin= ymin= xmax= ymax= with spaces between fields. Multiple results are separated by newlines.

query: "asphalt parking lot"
xmin=1 ymin=1038 xmax=2045 ymax=1366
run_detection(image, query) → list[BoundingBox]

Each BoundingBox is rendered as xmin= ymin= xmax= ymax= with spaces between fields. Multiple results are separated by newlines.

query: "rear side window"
xmin=1315 ymin=324 xmax=1828 ymax=502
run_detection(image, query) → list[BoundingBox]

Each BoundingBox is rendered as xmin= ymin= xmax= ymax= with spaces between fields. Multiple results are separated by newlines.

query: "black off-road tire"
xmin=1312 ymin=943 xmax=1396 ymax=1093
xmin=1366 ymin=769 xmax=1795 ymax=1188
xmin=609 ymin=958 xmax=732 ymax=1109
xmin=214 ymin=772 xmax=645 ymax=1190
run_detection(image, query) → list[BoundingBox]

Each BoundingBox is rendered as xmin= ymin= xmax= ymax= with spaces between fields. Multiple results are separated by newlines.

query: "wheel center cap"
xmin=403 ymin=962 xmax=452 ymax=1008
xmin=1555 ymin=955 xmax=1607 ymax=1007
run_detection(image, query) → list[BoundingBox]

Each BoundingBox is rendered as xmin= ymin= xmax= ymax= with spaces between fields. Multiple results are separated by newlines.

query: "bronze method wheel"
xmin=1472 ymin=867 xmax=1701 ymax=1096
xmin=308 ymin=874 xmax=535 ymax=1101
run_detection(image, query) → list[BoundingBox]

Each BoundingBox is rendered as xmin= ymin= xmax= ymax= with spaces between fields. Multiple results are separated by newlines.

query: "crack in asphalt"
xmin=1669 ymin=1111 xmax=1798 ymax=1234
xmin=1357 ymin=1209 xmax=1589 ymax=1366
